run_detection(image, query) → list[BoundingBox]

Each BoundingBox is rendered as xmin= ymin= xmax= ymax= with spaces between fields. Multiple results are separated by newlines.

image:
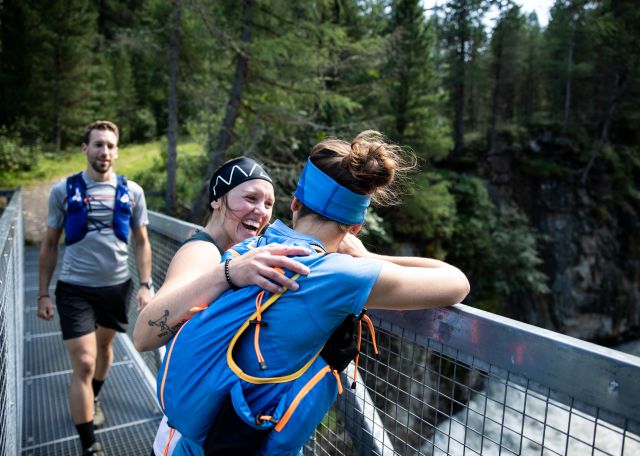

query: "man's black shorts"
xmin=55 ymin=279 xmax=133 ymax=340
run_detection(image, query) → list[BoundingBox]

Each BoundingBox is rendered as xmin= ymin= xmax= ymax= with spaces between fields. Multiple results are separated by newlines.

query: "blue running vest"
xmin=158 ymin=220 xmax=382 ymax=455
xmin=64 ymin=172 xmax=131 ymax=245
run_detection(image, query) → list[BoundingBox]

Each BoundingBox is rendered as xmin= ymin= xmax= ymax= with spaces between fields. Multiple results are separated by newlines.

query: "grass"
xmin=1 ymin=141 xmax=204 ymax=188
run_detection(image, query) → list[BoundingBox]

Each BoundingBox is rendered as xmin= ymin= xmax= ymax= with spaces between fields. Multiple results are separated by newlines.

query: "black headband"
xmin=209 ymin=157 xmax=273 ymax=203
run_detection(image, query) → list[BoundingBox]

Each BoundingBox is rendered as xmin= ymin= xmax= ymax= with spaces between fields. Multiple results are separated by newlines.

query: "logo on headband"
xmin=209 ymin=157 xmax=272 ymax=202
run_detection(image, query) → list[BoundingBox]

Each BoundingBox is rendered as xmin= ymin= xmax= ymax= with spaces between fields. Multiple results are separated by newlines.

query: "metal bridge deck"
xmin=21 ymin=246 xmax=162 ymax=456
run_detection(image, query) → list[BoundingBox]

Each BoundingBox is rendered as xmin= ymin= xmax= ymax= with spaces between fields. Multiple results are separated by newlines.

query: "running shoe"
xmin=93 ymin=399 xmax=105 ymax=428
xmin=82 ymin=441 xmax=105 ymax=456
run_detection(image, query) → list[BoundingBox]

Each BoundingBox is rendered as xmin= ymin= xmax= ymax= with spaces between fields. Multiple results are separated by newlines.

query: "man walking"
xmin=37 ymin=120 xmax=153 ymax=456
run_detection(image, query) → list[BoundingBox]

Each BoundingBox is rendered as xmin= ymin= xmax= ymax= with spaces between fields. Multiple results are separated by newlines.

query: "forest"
xmin=1 ymin=0 xmax=639 ymax=343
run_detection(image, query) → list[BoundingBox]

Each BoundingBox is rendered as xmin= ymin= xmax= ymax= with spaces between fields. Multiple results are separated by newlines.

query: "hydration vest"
xmin=64 ymin=172 xmax=131 ymax=245
xmin=157 ymin=222 xmax=379 ymax=455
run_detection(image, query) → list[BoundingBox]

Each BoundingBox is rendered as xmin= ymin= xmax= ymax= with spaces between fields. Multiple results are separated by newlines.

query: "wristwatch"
xmin=140 ymin=280 xmax=153 ymax=290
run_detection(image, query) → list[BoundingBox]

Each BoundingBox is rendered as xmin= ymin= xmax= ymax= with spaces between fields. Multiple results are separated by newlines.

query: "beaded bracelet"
xmin=224 ymin=258 xmax=239 ymax=290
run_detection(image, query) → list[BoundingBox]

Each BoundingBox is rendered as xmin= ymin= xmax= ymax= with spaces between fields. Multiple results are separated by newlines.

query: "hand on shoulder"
xmin=227 ymin=244 xmax=312 ymax=294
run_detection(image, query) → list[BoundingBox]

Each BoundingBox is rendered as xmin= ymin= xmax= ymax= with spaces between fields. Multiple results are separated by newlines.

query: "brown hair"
xmin=83 ymin=120 xmax=119 ymax=145
xmin=309 ymin=130 xmax=412 ymax=207
xmin=202 ymin=193 xmax=228 ymax=226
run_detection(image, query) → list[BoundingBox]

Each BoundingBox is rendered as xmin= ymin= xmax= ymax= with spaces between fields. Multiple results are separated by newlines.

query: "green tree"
xmin=442 ymin=0 xmax=492 ymax=158
xmin=166 ymin=0 xmax=182 ymax=215
xmin=0 ymin=0 xmax=35 ymax=135
xmin=543 ymin=0 xmax=592 ymax=134
xmin=519 ymin=12 xmax=544 ymax=123
xmin=2 ymin=0 xmax=110 ymax=149
xmin=110 ymin=50 xmax=138 ymax=144
xmin=491 ymin=204 xmax=549 ymax=312
xmin=384 ymin=0 xmax=451 ymax=159
xmin=488 ymin=3 xmax=526 ymax=154
xmin=581 ymin=0 xmax=640 ymax=183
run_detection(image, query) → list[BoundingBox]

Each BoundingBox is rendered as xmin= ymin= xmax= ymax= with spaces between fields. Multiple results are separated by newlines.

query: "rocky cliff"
xmin=481 ymin=130 xmax=640 ymax=343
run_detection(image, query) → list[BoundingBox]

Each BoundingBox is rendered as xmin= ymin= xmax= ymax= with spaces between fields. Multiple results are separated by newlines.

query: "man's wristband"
xmin=140 ymin=280 xmax=153 ymax=290
xmin=38 ymin=294 xmax=49 ymax=300
xmin=224 ymin=258 xmax=239 ymax=290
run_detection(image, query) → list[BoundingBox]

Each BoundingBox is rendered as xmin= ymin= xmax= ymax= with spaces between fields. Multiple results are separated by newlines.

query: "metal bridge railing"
xmin=130 ymin=211 xmax=640 ymax=455
xmin=0 ymin=189 xmax=24 ymax=455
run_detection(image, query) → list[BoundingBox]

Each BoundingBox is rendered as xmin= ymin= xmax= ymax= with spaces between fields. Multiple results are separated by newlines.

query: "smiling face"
xmin=210 ymin=179 xmax=275 ymax=249
xmin=82 ymin=129 xmax=119 ymax=180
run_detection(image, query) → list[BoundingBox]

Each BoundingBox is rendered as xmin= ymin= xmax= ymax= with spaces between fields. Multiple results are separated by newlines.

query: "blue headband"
xmin=294 ymin=159 xmax=371 ymax=225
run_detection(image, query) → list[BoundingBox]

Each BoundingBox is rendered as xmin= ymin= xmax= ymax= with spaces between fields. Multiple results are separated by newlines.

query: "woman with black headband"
xmin=156 ymin=131 xmax=470 ymax=456
xmin=135 ymin=157 xmax=313 ymax=456
xmin=134 ymin=157 xmax=311 ymax=353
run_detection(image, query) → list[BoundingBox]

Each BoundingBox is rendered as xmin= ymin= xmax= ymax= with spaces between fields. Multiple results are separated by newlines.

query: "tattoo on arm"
xmin=147 ymin=309 xmax=184 ymax=338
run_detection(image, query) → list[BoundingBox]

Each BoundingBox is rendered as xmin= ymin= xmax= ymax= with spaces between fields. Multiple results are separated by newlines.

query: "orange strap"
xmin=253 ymin=291 xmax=267 ymax=369
xmin=252 ymin=267 xmax=286 ymax=371
xmin=188 ymin=305 xmax=208 ymax=314
xmin=274 ymin=365 xmax=332 ymax=432
xmin=163 ymin=427 xmax=176 ymax=456
xmin=159 ymin=322 xmax=189 ymax=410
xmin=311 ymin=245 xmax=326 ymax=254
xmin=333 ymin=369 xmax=343 ymax=395
xmin=351 ymin=313 xmax=378 ymax=388
xmin=362 ymin=314 xmax=379 ymax=355
xmin=256 ymin=414 xmax=278 ymax=425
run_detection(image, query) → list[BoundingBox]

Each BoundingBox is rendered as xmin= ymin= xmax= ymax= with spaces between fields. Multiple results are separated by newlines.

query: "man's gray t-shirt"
xmin=47 ymin=171 xmax=149 ymax=287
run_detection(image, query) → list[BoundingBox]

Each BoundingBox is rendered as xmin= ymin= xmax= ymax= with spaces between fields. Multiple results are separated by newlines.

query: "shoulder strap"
xmin=310 ymin=244 xmax=327 ymax=254
xmin=64 ymin=173 xmax=88 ymax=245
xmin=66 ymin=172 xmax=86 ymax=197
xmin=113 ymin=174 xmax=131 ymax=243
xmin=225 ymin=274 xmax=325 ymax=385
xmin=182 ymin=231 xmax=225 ymax=255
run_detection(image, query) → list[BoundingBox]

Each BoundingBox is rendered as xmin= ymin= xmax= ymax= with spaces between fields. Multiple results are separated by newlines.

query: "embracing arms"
xmin=339 ymin=234 xmax=470 ymax=311
xmin=133 ymin=242 xmax=311 ymax=352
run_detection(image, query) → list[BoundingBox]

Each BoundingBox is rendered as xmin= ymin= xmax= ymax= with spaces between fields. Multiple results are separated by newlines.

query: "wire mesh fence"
xmin=0 ymin=189 xmax=24 ymax=455
xmin=341 ymin=321 xmax=640 ymax=456
xmin=127 ymin=211 xmax=640 ymax=455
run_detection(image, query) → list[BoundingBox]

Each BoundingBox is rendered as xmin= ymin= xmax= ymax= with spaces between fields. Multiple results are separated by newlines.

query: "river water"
xmin=420 ymin=341 xmax=640 ymax=455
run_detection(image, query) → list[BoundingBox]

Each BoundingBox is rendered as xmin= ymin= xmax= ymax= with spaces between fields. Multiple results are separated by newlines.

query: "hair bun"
xmin=347 ymin=131 xmax=396 ymax=193
xmin=310 ymin=130 xmax=414 ymax=208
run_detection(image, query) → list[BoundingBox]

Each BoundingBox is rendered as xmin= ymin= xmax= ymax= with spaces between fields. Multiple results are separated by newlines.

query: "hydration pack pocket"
xmin=202 ymin=357 xmax=338 ymax=456
xmin=113 ymin=175 xmax=131 ymax=243
xmin=64 ymin=173 xmax=88 ymax=245
xmin=203 ymin=392 xmax=270 ymax=455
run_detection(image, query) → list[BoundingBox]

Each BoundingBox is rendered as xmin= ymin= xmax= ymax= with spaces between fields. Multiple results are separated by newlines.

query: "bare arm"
xmin=340 ymin=234 xmax=470 ymax=310
xmin=133 ymin=225 xmax=153 ymax=311
xmin=133 ymin=242 xmax=312 ymax=352
xmin=366 ymin=261 xmax=469 ymax=310
xmin=37 ymin=227 xmax=62 ymax=321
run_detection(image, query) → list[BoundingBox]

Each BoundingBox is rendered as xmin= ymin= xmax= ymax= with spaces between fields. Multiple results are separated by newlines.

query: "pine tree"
xmin=110 ymin=50 xmax=137 ymax=144
xmin=166 ymin=0 xmax=181 ymax=215
xmin=442 ymin=0 xmax=492 ymax=158
xmin=543 ymin=0 xmax=591 ymax=133
xmin=519 ymin=12 xmax=543 ymax=123
xmin=488 ymin=3 xmax=526 ymax=154
xmin=3 ymin=0 xmax=108 ymax=149
xmin=385 ymin=0 xmax=450 ymax=159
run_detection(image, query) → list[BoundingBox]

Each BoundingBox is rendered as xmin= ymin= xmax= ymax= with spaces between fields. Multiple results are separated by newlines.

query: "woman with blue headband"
xmin=157 ymin=131 xmax=470 ymax=456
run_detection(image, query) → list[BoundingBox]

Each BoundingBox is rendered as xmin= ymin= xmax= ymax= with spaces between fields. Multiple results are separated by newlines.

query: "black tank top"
xmin=182 ymin=230 xmax=224 ymax=256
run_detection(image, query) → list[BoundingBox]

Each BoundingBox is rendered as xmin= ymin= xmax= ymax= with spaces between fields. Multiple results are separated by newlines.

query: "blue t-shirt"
xmin=226 ymin=220 xmax=382 ymax=378
xmin=164 ymin=220 xmax=383 ymax=454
